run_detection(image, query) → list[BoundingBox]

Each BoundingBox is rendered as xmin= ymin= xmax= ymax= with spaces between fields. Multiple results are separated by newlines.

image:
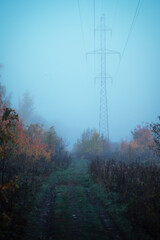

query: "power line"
xmin=112 ymin=0 xmax=119 ymax=31
xmin=94 ymin=0 xmax=95 ymax=41
xmin=77 ymin=0 xmax=86 ymax=53
xmin=121 ymin=0 xmax=143 ymax=58
xmin=93 ymin=0 xmax=96 ymax=83
xmin=113 ymin=0 xmax=143 ymax=79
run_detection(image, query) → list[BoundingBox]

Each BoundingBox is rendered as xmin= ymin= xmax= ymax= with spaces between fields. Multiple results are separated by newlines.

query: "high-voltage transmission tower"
xmin=88 ymin=14 xmax=120 ymax=140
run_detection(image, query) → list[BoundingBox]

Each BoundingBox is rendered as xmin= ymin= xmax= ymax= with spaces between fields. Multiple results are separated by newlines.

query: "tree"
xmin=151 ymin=116 xmax=160 ymax=158
xmin=0 ymin=94 xmax=19 ymax=185
xmin=43 ymin=126 xmax=58 ymax=158
xmin=131 ymin=124 xmax=153 ymax=151
xmin=0 ymin=65 xmax=11 ymax=107
xmin=73 ymin=129 xmax=110 ymax=159
xmin=18 ymin=91 xmax=34 ymax=125
xmin=119 ymin=124 xmax=154 ymax=162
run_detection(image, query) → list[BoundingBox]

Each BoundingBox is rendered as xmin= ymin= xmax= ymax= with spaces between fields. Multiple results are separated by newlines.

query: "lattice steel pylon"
xmin=88 ymin=14 xmax=120 ymax=140
xmin=99 ymin=14 xmax=109 ymax=139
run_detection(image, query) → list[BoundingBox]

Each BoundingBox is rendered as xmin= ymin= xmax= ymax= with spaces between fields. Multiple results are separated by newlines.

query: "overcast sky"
xmin=0 ymin=0 xmax=160 ymax=148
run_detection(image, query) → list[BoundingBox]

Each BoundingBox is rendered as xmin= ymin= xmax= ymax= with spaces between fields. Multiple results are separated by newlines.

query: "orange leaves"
xmin=13 ymin=120 xmax=30 ymax=156
xmin=0 ymin=93 xmax=52 ymax=164
xmin=130 ymin=124 xmax=153 ymax=156
xmin=13 ymin=121 xmax=51 ymax=162
xmin=0 ymin=84 xmax=72 ymax=239
xmin=131 ymin=124 xmax=153 ymax=149
xmin=120 ymin=124 xmax=154 ymax=160
xmin=31 ymin=137 xmax=50 ymax=161
xmin=129 ymin=140 xmax=139 ymax=149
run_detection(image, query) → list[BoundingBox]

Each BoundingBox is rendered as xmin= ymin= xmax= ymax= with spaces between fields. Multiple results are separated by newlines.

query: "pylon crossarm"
xmin=95 ymin=75 xmax=112 ymax=79
xmin=86 ymin=49 xmax=101 ymax=56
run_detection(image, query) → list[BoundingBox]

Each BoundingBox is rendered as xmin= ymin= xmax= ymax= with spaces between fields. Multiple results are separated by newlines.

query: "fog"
xmin=0 ymin=0 xmax=160 ymax=148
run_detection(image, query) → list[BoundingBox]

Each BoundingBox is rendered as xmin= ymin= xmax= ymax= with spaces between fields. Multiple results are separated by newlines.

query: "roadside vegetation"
xmin=0 ymin=81 xmax=71 ymax=240
xmin=74 ymin=121 xmax=160 ymax=240
xmin=1 ymin=73 xmax=160 ymax=240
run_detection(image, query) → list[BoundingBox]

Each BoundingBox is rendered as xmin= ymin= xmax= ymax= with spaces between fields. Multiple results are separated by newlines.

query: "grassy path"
xmin=25 ymin=159 xmax=124 ymax=240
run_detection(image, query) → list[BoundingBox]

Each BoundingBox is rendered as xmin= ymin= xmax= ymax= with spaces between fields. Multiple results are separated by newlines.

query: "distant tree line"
xmin=73 ymin=122 xmax=159 ymax=164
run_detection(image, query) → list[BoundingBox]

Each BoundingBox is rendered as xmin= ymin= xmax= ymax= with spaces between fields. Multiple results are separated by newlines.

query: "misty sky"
xmin=0 ymin=0 xmax=160 ymax=147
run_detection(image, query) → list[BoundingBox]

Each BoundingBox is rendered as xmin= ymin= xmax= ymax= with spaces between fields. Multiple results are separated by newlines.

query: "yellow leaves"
xmin=130 ymin=140 xmax=138 ymax=149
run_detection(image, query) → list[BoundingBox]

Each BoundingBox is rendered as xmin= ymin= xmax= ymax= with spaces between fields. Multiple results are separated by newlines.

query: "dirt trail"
xmin=25 ymin=159 xmax=124 ymax=240
xmin=86 ymin=190 xmax=123 ymax=240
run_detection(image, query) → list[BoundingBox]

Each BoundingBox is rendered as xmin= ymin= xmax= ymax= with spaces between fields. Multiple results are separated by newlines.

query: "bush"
xmin=90 ymin=158 xmax=160 ymax=239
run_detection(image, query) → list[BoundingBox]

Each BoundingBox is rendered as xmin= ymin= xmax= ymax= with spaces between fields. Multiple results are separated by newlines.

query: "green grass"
xmin=50 ymin=158 xmax=109 ymax=240
xmin=24 ymin=158 xmax=148 ymax=240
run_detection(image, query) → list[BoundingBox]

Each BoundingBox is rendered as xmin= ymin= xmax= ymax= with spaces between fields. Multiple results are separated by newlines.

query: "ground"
xmin=24 ymin=159 xmax=124 ymax=240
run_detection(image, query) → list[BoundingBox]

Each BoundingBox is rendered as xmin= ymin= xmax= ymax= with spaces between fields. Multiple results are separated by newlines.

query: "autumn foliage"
xmin=0 ymin=90 xmax=71 ymax=239
xmin=89 ymin=123 xmax=160 ymax=239
xmin=119 ymin=124 xmax=154 ymax=163
xmin=73 ymin=129 xmax=111 ymax=159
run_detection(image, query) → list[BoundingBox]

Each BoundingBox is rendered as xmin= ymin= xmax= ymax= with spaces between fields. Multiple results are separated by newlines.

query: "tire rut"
xmin=24 ymin=186 xmax=56 ymax=240
xmin=86 ymin=189 xmax=124 ymax=240
xmin=24 ymin=159 xmax=125 ymax=240
xmin=38 ymin=186 xmax=56 ymax=240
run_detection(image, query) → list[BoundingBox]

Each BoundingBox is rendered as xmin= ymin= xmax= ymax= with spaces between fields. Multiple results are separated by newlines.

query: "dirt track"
xmin=25 ymin=159 xmax=124 ymax=240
